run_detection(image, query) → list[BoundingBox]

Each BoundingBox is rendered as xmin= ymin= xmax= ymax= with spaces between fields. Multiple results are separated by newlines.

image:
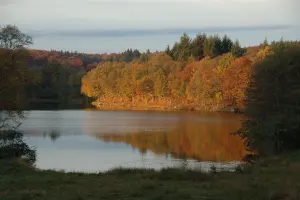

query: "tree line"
xmin=81 ymin=32 xmax=258 ymax=111
xmin=165 ymin=33 xmax=246 ymax=61
xmin=26 ymin=49 xmax=144 ymax=109
xmin=29 ymin=48 xmax=143 ymax=71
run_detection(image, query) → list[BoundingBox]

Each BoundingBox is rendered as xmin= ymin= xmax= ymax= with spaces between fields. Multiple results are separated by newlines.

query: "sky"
xmin=1 ymin=0 xmax=299 ymax=53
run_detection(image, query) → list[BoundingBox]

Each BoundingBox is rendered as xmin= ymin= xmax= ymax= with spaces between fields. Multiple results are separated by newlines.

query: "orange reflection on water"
xmin=97 ymin=114 xmax=249 ymax=162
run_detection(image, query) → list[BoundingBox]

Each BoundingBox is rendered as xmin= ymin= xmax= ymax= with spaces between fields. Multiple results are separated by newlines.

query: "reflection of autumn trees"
xmin=97 ymin=118 xmax=249 ymax=162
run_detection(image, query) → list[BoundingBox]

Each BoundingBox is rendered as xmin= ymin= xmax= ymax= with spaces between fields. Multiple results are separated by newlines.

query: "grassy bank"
xmin=1 ymin=152 xmax=300 ymax=200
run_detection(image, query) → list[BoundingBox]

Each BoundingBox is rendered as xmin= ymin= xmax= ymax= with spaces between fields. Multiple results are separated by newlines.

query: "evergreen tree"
xmin=191 ymin=33 xmax=206 ymax=60
xmin=214 ymin=36 xmax=223 ymax=55
xmin=259 ymin=37 xmax=269 ymax=49
xmin=231 ymin=40 xmax=246 ymax=58
xmin=146 ymin=49 xmax=151 ymax=55
xmin=221 ymin=35 xmax=233 ymax=54
xmin=171 ymin=42 xmax=180 ymax=60
xmin=203 ymin=35 xmax=221 ymax=58
xmin=165 ymin=45 xmax=172 ymax=57
xmin=203 ymin=37 xmax=213 ymax=58
xmin=177 ymin=32 xmax=192 ymax=61
xmin=140 ymin=53 xmax=148 ymax=63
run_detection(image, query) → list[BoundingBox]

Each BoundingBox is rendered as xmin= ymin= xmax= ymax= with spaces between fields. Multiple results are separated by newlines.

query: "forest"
xmin=81 ymin=33 xmax=275 ymax=112
xmin=2 ymin=43 xmax=143 ymax=109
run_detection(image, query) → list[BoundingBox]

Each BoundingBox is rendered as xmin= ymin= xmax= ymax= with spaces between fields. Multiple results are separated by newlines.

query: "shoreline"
xmin=92 ymin=104 xmax=242 ymax=113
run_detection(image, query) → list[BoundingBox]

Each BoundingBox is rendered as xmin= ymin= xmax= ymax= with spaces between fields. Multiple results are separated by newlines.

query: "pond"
xmin=19 ymin=110 xmax=248 ymax=173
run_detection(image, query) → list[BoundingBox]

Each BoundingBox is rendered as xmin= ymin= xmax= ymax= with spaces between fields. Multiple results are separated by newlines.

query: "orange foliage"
xmin=178 ymin=63 xmax=195 ymax=82
xmin=97 ymin=115 xmax=249 ymax=161
xmin=220 ymin=57 xmax=253 ymax=108
xmin=82 ymin=47 xmax=257 ymax=111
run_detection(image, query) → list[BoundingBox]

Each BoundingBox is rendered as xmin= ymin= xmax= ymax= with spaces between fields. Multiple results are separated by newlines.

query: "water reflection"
xmin=20 ymin=110 xmax=248 ymax=173
xmin=95 ymin=119 xmax=249 ymax=162
xmin=43 ymin=130 xmax=61 ymax=142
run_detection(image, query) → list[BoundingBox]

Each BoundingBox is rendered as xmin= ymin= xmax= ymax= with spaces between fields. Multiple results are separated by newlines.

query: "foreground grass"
xmin=1 ymin=152 xmax=300 ymax=200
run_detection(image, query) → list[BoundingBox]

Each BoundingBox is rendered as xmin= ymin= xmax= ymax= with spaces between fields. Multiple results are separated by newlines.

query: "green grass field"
xmin=1 ymin=152 xmax=300 ymax=200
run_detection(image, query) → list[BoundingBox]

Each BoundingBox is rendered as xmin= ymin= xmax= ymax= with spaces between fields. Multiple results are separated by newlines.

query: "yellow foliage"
xmin=81 ymin=74 xmax=94 ymax=97
xmin=256 ymin=46 xmax=273 ymax=61
xmin=215 ymin=92 xmax=223 ymax=102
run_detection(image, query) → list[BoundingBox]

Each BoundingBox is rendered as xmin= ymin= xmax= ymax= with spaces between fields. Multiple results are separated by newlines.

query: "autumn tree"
xmin=237 ymin=42 xmax=300 ymax=155
xmin=81 ymin=71 xmax=95 ymax=98
xmin=154 ymin=69 xmax=168 ymax=97
xmin=186 ymin=59 xmax=221 ymax=108
xmin=117 ymin=67 xmax=134 ymax=98
xmin=137 ymin=77 xmax=154 ymax=96
xmin=218 ymin=53 xmax=235 ymax=69
xmin=220 ymin=57 xmax=253 ymax=109
xmin=255 ymin=46 xmax=273 ymax=62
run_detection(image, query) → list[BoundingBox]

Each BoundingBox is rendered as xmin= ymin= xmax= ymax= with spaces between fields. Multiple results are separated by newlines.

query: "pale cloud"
xmin=0 ymin=0 xmax=16 ymax=6
xmin=0 ymin=0 xmax=297 ymax=52
xmin=1 ymin=0 xmax=293 ymax=31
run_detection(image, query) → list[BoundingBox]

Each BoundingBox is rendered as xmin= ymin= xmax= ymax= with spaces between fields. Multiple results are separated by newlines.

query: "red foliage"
xmin=27 ymin=50 xmax=104 ymax=71
xmin=70 ymin=58 xmax=83 ymax=67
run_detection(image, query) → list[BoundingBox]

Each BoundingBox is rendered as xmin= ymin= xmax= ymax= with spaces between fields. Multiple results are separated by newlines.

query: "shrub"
xmin=0 ymin=130 xmax=36 ymax=164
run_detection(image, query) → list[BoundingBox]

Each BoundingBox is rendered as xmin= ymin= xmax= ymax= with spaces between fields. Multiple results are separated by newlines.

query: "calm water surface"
xmin=19 ymin=110 xmax=248 ymax=173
